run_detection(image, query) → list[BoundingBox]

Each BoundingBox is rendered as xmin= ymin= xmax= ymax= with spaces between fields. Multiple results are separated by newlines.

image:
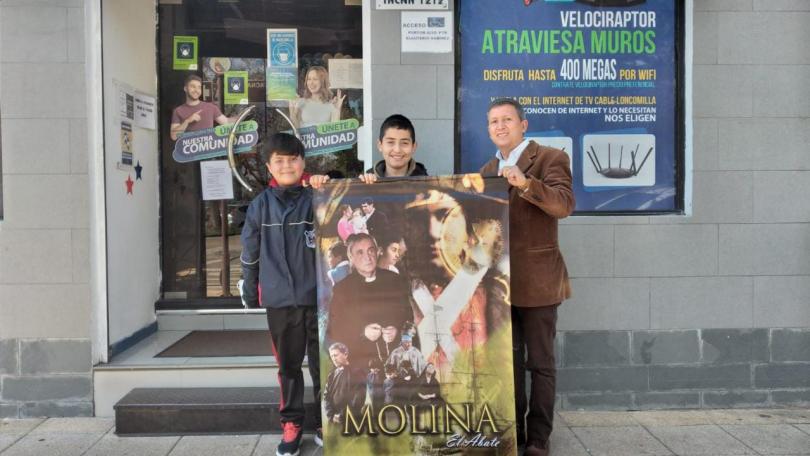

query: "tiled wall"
xmin=0 ymin=0 xmax=92 ymax=418
xmin=555 ymin=328 xmax=810 ymax=409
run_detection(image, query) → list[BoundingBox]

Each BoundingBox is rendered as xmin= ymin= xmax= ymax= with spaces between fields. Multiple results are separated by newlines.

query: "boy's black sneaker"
xmin=314 ymin=427 xmax=323 ymax=447
xmin=276 ymin=422 xmax=302 ymax=456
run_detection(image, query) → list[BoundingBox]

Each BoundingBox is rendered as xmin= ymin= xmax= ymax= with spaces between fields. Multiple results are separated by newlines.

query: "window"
xmin=157 ymin=0 xmax=364 ymax=304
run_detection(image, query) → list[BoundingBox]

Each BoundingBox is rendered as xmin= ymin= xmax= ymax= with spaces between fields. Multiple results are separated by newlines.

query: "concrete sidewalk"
xmin=1 ymin=408 xmax=809 ymax=455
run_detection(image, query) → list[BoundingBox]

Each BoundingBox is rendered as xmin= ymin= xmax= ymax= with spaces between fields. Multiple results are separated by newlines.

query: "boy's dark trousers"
xmin=266 ymin=306 xmax=321 ymax=428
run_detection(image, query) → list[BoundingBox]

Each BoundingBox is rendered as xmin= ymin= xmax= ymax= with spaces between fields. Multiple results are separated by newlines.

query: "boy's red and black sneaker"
xmin=276 ymin=422 xmax=303 ymax=456
xmin=314 ymin=427 xmax=323 ymax=447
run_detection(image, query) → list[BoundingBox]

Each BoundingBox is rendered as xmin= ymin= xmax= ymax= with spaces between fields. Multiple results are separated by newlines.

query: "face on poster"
xmin=459 ymin=0 xmax=681 ymax=212
xmin=314 ymin=176 xmax=517 ymax=455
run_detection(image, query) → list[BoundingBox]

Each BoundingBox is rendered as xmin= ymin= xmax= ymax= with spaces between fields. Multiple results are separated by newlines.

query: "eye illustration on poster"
xmin=459 ymin=0 xmax=682 ymax=213
xmin=314 ymin=176 xmax=517 ymax=455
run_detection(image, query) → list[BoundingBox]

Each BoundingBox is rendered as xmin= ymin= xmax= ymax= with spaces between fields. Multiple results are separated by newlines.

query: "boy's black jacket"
xmin=240 ymin=185 xmax=317 ymax=309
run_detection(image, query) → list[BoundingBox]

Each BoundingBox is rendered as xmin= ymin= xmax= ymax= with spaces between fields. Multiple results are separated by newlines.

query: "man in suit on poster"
xmin=479 ymin=98 xmax=575 ymax=456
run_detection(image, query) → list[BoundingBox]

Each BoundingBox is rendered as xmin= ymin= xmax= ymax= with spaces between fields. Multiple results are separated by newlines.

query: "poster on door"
xmin=314 ymin=176 xmax=518 ymax=455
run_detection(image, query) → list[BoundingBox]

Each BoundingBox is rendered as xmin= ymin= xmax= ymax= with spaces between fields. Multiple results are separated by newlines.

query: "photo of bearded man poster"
xmin=314 ymin=175 xmax=517 ymax=455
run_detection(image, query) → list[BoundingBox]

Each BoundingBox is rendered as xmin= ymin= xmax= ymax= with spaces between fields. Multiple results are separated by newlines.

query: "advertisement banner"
xmin=292 ymin=119 xmax=359 ymax=157
xmin=314 ymin=176 xmax=517 ymax=455
xmin=173 ymin=35 xmax=198 ymax=70
xmin=172 ymin=121 xmax=259 ymax=163
xmin=224 ymin=70 xmax=249 ymax=105
xmin=459 ymin=0 xmax=680 ymax=212
xmin=266 ymin=29 xmax=299 ymax=105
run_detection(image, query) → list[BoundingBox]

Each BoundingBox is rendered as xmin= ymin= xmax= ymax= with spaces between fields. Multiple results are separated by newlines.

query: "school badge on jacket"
xmin=305 ymin=229 xmax=316 ymax=249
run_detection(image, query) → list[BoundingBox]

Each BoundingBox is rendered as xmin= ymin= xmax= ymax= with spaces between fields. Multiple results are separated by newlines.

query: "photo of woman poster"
xmin=314 ymin=176 xmax=518 ymax=455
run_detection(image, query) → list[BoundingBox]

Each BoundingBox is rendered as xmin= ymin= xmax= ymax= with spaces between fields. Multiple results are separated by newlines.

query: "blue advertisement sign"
xmin=172 ymin=121 xmax=259 ymax=163
xmin=459 ymin=0 xmax=682 ymax=212
xmin=266 ymin=29 xmax=299 ymax=104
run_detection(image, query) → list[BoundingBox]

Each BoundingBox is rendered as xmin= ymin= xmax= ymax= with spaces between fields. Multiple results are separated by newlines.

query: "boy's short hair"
xmin=385 ymin=363 xmax=398 ymax=375
xmin=184 ymin=74 xmax=202 ymax=86
xmin=361 ymin=197 xmax=374 ymax=206
xmin=327 ymin=241 xmax=346 ymax=260
xmin=263 ymin=132 xmax=305 ymax=162
xmin=379 ymin=114 xmax=416 ymax=143
xmin=487 ymin=98 xmax=526 ymax=121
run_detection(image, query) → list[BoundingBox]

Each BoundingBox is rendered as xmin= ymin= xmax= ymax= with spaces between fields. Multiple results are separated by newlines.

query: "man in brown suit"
xmin=479 ymin=98 xmax=575 ymax=456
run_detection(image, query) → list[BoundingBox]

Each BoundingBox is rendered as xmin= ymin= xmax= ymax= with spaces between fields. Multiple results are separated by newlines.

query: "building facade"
xmin=1 ymin=0 xmax=809 ymax=418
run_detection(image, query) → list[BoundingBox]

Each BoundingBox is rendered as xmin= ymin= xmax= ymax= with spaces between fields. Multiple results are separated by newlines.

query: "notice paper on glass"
xmin=200 ymin=160 xmax=234 ymax=201
xmin=401 ymin=11 xmax=453 ymax=53
xmin=328 ymin=59 xmax=363 ymax=89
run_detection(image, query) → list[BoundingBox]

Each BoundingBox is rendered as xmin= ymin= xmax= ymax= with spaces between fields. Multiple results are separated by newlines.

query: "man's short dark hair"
xmin=184 ymin=74 xmax=203 ymax=86
xmin=263 ymin=132 xmax=305 ymax=162
xmin=361 ymin=197 xmax=374 ymax=206
xmin=329 ymin=342 xmax=348 ymax=355
xmin=487 ymin=98 xmax=526 ymax=121
xmin=379 ymin=114 xmax=416 ymax=143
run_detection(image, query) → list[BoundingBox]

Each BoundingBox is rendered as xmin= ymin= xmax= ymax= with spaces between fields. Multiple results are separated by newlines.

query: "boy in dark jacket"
xmin=240 ymin=132 xmax=324 ymax=456
xmin=360 ymin=114 xmax=428 ymax=183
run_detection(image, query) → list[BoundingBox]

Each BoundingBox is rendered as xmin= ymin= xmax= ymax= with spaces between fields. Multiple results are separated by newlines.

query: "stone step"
xmin=114 ymin=387 xmax=319 ymax=436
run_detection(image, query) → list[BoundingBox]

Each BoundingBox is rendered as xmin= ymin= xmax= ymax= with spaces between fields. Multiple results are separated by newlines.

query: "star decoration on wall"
xmin=126 ymin=175 xmax=134 ymax=195
xmin=135 ymin=161 xmax=143 ymax=180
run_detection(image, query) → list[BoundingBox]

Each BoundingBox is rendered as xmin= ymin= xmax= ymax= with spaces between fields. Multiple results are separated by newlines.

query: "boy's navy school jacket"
xmin=240 ymin=185 xmax=317 ymax=309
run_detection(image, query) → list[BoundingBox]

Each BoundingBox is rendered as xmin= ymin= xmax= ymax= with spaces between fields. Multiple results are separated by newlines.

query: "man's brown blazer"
xmin=480 ymin=140 xmax=575 ymax=307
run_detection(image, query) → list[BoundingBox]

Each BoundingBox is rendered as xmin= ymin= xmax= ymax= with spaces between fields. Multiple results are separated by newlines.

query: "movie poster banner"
xmin=459 ymin=0 xmax=681 ymax=213
xmin=314 ymin=176 xmax=517 ymax=455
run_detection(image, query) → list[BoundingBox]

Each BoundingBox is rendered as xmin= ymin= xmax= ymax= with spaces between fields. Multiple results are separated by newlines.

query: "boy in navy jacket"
xmin=240 ymin=133 xmax=322 ymax=456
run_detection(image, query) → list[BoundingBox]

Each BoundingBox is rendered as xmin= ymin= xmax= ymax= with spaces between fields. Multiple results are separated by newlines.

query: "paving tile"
xmin=168 ymin=435 xmax=258 ymax=456
xmin=646 ymin=424 xmax=755 ymax=455
xmin=549 ymin=426 xmax=589 ymax=456
xmin=85 ymin=431 xmax=179 ymax=456
xmin=796 ymin=424 xmax=810 ymax=435
xmin=631 ymin=410 xmax=714 ymax=427
xmin=255 ymin=434 xmax=322 ymax=456
xmin=0 ymin=419 xmax=44 ymax=435
xmin=572 ymin=426 xmax=673 ymax=456
xmin=722 ymin=424 xmax=810 ymax=455
xmin=707 ymin=410 xmax=788 ymax=425
xmin=772 ymin=410 xmax=810 ymax=424
xmin=0 ymin=435 xmax=20 ymax=453
xmin=558 ymin=411 xmax=637 ymax=427
xmin=0 ymin=432 xmax=101 ymax=456
xmin=29 ymin=417 xmax=112 ymax=434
